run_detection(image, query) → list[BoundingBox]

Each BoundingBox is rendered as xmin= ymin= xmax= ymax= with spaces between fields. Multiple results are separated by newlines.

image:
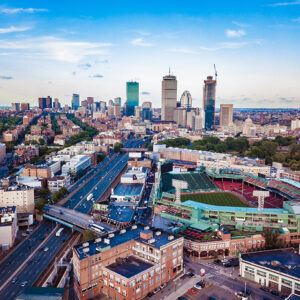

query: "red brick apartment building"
xmin=73 ymin=224 xmax=184 ymax=300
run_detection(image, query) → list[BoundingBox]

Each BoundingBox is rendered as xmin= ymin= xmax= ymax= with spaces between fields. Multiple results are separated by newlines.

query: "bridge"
xmin=120 ymin=148 xmax=148 ymax=153
xmin=43 ymin=205 xmax=112 ymax=233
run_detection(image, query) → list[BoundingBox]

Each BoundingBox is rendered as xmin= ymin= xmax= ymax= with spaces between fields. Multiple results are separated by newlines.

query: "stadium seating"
xmin=268 ymin=180 xmax=300 ymax=200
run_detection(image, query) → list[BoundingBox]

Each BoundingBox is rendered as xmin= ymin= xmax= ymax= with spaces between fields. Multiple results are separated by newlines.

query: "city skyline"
xmin=0 ymin=1 xmax=300 ymax=108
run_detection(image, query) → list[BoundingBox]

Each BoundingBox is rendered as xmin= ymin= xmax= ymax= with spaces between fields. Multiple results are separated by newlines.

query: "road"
xmin=0 ymin=225 xmax=71 ymax=299
xmin=0 ymin=220 xmax=56 ymax=287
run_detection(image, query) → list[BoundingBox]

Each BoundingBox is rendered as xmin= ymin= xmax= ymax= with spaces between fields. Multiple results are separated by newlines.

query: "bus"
xmin=56 ymin=228 xmax=64 ymax=237
xmin=87 ymin=193 xmax=93 ymax=201
xmin=90 ymin=223 xmax=104 ymax=233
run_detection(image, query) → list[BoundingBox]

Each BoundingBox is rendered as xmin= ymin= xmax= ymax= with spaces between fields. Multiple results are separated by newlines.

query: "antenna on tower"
xmin=169 ymin=66 xmax=171 ymax=75
xmin=214 ymin=64 xmax=218 ymax=80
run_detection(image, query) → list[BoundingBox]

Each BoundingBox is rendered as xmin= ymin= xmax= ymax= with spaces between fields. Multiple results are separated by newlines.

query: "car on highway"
xmin=43 ymin=247 xmax=49 ymax=252
xmin=11 ymin=278 xmax=17 ymax=284
xmin=21 ymin=281 xmax=28 ymax=287
xmin=188 ymin=288 xmax=197 ymax=294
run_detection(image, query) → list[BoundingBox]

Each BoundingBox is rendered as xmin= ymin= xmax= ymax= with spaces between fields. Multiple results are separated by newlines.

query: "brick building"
xmin=73 ymin=224 xmax=184 ymax=300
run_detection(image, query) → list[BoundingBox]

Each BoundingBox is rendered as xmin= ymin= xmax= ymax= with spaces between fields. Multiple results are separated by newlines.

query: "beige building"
xmin=0 ymin=206 xmax=18 ymax=249
xmin=220 ymin=104 xmax=233 ymax=127
xmin=0 ymin=187 xmax=34 ymax=214
xmin=0 ymin=143 xmax=6 ymax=162
xmin=161 ymin=74 xmax=177 ymax=121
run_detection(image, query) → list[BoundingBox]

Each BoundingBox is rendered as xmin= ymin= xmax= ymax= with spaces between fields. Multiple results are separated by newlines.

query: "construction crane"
xmin=214 ymin=64 xmax=218 ymax=81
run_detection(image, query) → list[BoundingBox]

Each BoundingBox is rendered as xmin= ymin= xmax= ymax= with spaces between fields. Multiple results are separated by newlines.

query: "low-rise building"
xmin=61 ymin=155 xmax=91 ymax=176
xmin=0 ymin=206 xmax=18 ymax=249
xmin=0 ymin=143 xmax=6 ymax=162
xmin=73 ymin=224 xmax=183 ymax=300
xmin=240 ymin=249 xmax=300 ymax=296
xmin=48 ymin=175 xmax=71 ymax=192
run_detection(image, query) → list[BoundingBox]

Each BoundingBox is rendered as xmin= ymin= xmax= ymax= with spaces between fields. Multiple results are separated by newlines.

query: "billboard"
xmin=129 ymin=152 xmax=142 ymax=158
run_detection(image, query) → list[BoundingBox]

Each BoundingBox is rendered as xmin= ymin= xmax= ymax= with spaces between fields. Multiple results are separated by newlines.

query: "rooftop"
xmin=241 ymin=248 xmax=300 ymax=279
xmin=105 ymin=256 xmax=154 ymax=279
xmin=113 ymin=183 xmax=143 ymax=197
xmin=108 ymin=206 xmax=135 ymax=223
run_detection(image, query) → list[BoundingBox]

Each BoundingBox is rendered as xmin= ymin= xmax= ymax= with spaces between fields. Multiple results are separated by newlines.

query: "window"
xmin=143 ymin=274 xmax=148 ymax=281
xmin=122 ymin=290 xmax=127 ymax=296
xmin=109 ymin=282 xmax=114 ymax=289
xmin=104 ymin=280 xmax=107 ymax=286
xmin=136 ymin=277 xmax=141 ymax=284
xmin=115 ymin=286 xmax=120 ymax=293
xmin=173 ymin=252 xmax=177 ymax=258
xmin=149 ymin=279 xmax=154 ymax=285
xmin=109 ymin=274 xmax=113 ymax=281
xmin=122 ymin=281 xmax=127 ymax=288
xmin=162 ymin=273 xmax=166 ymax=279
xmin=282 ymin=278 xmax=292 ymax=287
xmin=115 ymin=277 xmax=120 ymax=284
xmin=103 ymin=271 xmax=107 ymax=278
xmin=150 ymin=270 xmax=154 ymax=278
xmin=155 ymin=267 xmax=160 ymax=274
xmin=162 ymin=249 xmax=166 ymax=255
xmin=257 ymin=270 xmax=266 ymax=277
xmin=143 ymin=282 xmax=148 ymax=289
xmin=269 ymin=274 xmax=278 ymax=282
xmin=130 ymin=281 xmax=135 ymax=287
xmin=172 ymin=258 xmax=177 ymax=266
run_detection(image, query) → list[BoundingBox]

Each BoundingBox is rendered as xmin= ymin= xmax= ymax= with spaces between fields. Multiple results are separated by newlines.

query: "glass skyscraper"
xmin=126 ymin=81 xmax=139 ymax=116
xmin=203 ymin=76 xmax=216 ymax=130
xmin=72 ymin=93 xmax=80 ymax=110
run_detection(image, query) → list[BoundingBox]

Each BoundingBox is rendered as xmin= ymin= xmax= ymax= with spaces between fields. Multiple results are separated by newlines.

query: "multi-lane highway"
xmin=0 ymin=226 xmax=71 ymax=299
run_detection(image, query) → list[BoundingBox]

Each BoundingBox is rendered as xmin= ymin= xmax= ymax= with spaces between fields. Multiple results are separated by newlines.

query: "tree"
xmin=97 ymin=153 xmax=106 ymax=164
xmin=148 ymin=143 xmax=153 ymax=151
xmin=35 ymin=198 xmax=47 ymax=214
xmin=262 ymin=228 xmax=284 ymax=250
xmin=82 ymin=229 xmax=99 ymax=242
xmin=114 ymin=142 xmax=123 ymax=153
xmin=52 ymin=187 xmax=69 ymax=203
xmin=38 ymin=188 xmax=51 ymax=199
xmin=38 ymin=138 xmax=45 ymax=145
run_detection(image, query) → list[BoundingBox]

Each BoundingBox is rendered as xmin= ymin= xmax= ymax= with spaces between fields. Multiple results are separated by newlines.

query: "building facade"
xmin=72 ymin=94 xmax=80 ymax=110
xmin=126 ymin=82 xmax=139 ymax=116
xmin=220 ymin=104 xmax=233 ymax=127
xmin=161 ymin=74 xmax=177 ymax=121
xmin=203 ymin=76 xmax=216 ymax=130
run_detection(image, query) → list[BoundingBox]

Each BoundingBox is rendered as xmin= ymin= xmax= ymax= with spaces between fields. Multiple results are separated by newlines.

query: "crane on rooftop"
xmin=214 ymin=64 xmax=218 ymax=81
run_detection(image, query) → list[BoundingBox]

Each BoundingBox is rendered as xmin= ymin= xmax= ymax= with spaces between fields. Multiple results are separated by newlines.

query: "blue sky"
xmin=0 ymin=0 xmax=299 ymax=108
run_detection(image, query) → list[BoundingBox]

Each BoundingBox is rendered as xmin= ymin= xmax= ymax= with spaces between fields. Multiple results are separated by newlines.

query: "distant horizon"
xmin=0 ymin=1 xmax=299 ymax=108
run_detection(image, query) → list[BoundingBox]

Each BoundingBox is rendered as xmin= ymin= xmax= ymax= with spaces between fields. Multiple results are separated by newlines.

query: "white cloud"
xmin=268 ymin=0 xmax=300 ymax=6
xmin=232 ymin=21 xmax=250 ymax=28
xmin=131 ymin=38 xmax=152 ymax=47
xmin=226 ymin=29 xmax=246 ymax=38
xmin=0 ymin=26 xmax=31 ymax=34
xmin=0 ymin=36 xmax=112 ymax=63
xmin=167 ymin=48 xmax=199 ymax=54
xmin=0 ymin=7 xmax=47 ymax=14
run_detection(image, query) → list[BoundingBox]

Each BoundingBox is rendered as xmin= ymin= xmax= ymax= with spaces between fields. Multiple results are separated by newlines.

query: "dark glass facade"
xmin=126 ymin=82 xmax=139 ymax=116
xmin=203 ymin=76 xmax=216 ymax=130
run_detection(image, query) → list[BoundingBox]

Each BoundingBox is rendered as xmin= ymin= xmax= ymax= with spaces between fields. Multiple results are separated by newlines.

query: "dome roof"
xmin=180 ymin=90 xmax=192 ymax=108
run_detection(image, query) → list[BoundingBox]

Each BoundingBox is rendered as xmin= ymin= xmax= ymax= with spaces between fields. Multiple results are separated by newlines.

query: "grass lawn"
xmin=181 ymin=192 xmax=249 ymax=207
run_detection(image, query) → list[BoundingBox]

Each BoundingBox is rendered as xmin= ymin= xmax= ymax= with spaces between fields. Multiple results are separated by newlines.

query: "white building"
xmin=240 ymin=249 xmax=300 ymax=296
xmin=291 ymin=119 xmax=300 ymax=130
xmin=0 ymin=186 xmax=34 ymax=214
xmin=48 ymin=175 xmax=71 ymax=192
xmin=61 ymin=155 xmax=91 ymax=176
xmin=0 ymin=206 xmax=18 ymax=249
xmin=120 ymin=167 xmax=147 ymax=184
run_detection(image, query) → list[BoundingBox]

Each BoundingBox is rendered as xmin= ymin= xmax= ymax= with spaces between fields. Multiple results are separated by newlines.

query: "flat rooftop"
xmin=114 ymin=183 xmax=143 ymax=197
xmin=105 ymin=256 xmax=154 ymax=279
xmin=108 ymin=206 xmax=135 ymax=223
xmin=241 ymin=249 xmax=300 ymax=279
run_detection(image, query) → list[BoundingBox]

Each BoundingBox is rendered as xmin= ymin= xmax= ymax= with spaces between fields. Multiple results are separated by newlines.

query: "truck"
xmin=87 ymin=193 xmax=93 ymax=201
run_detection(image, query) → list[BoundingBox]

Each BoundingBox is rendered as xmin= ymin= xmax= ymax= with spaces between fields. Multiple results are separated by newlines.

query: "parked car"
xmin=271 ymin=290 xmax=279 ymax=296
xmin=260 ymin=286 xmax=269 ymax=292
xmin=188 ymin=288 xmax=197 ymax=294
xmin=160 ymin=283 xmax=167 ymax=289
xmin=187 ymin=272 xmax=195 ymax=278
xmin=194 ymin=281 xmax=205 ymax=289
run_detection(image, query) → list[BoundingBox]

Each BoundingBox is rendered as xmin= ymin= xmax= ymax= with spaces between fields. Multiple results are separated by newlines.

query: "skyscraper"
xmin=220 ymin=104 xmax=233 ymax=127
xmin=72 ymin=94 xmax=80 ymax=110
xmin=203 ymin=76 xmax=216 ymax=130
xmin=161 ymin=72 xmax=177 ymax=121
xmin=38 ymin=96 xmax=52 ymax=109
xmin=126 ymin=81 xmax=139 ymax=116
xmin=180 ymin=90 xmax=192 ymax=110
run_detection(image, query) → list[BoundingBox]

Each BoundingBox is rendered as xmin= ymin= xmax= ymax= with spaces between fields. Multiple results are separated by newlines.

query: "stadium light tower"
xmin=172 ymin=179 xmax=188 ymax=204
xmin=253 ymin=190 xmax=269 ymax=211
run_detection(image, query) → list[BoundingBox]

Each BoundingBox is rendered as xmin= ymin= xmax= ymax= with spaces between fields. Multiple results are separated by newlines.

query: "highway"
xmin=0 ymin=227 xmax=71 ymax=299
xmin=0 ymin=220 xmax=56 ymax=287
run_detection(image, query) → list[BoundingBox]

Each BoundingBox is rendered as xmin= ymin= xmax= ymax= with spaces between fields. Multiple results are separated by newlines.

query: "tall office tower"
xmin=203 ymin=76 xmax=216 ymax=130
xmin=220 ymin=104 xmax=233 ymax=127
xmin=100 ymin=101 xmax=106 ymax=113
xmin=87 ymin=97 xmax=94 ymax=105
xmin=180 ymin=90 xmax=192 ymax=110
xmin=38 ymin=96 xmax=52 ymax=109
xmin=72 ymin=94 xmax=80 ymax=110
xmin=142 ymin=108 xmax=152 ymax=122
xmin=20 ymin=103 xmax=30 ymax=111
xmin=142 ymin=101 xmax=152 ymax=109
xmin=161 ymin=72 xmax=177 ymax=121
xmin=113 ymin=97 xmax=121 ymax=118
xmin=114 ymin=97 xmax=121 ymax=106
xmin=107 ymin=99 xmax=114 ymax=116
xmin=92 ymin=102 xmax=100 ymax=112
xmin=53 ymin=98 xmax=61 ymax=109
xmin=81 ymin=100 xmax=88 ymax=107
xmin=11 ymin=103 xmax=20 ymax=111
xmin=46 ymin=96 xmax=52 ymax=108
xmin=126 ymin=81 xmax=139 ymax=116
xmin=174 ymin=107 xmax=187 ymax=127
xmin=135 ymin=106 xmax=142 ymax=119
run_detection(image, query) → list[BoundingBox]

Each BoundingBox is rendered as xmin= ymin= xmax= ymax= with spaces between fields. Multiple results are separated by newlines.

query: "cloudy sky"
xmin=0 ymin=0 xmax=299 ymax=108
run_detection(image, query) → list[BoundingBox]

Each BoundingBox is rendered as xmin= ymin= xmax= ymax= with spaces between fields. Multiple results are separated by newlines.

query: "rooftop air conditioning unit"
xmin=149 ymin=238 xmax=155 ymax=244
xmin=168 ymin=236 xmax=174 ymax=241
xmin=144 ymin=226 xmax=150 ymax=230
xmin=155 ymin=231 xmax=161 ymax=236
xmin=120 ymin=229 xmax=126 ymax=234
xmin=83 ymin=248 xmax=90 ymax=253
xmin=104 ymin=238 xmax=110 ymax=245
xmin=82 ymin=242 xmax=89 ymax=247
xmin=132 ymin=225 xmax=137 ymax=230
xmin=95 ymin=238 xmax=102 ymax=243
xmin=109 ymin=233 xmax=115 ymax=238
